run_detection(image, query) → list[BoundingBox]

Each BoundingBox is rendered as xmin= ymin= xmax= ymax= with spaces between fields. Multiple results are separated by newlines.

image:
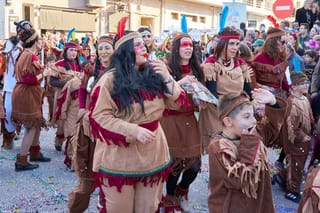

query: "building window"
xmin=200 ymin=16 xmax=206 ymax=23
xmin=172 ymin=12 xmax=179 ymax=20
xmin=248 ymin=20 xmax=257 ymax=28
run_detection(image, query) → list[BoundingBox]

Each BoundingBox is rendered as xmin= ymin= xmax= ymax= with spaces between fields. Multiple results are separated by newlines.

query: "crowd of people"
xmin=1 ymin=5 xmax=320 ymax=212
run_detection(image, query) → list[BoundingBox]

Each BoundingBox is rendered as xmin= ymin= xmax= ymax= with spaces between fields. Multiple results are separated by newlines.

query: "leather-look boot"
xmin=15 ymin=154 xmax=39 ymax=171
xmin=1 ymin=127 xmax=16 ymax=150
xmin=29 ymin=145 xmax=51 ymax=162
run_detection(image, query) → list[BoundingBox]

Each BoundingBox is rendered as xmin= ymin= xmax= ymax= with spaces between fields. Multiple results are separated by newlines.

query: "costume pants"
xmin=68 ymin=177 xmax=95 ymax=213
xmin=101 ymin=179 xmax=163 ymax=213
xmin=4 ymin=92 xmax=16 ymax=132
xmin=167 ymin=158 xmax=201 ymax=195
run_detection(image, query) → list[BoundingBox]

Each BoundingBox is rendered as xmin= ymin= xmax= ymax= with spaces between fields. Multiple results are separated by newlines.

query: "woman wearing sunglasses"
xmin=138 ymin=27 xmax=157 ymax=60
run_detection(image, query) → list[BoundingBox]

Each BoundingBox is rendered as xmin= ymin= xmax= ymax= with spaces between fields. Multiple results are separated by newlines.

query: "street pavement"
xmin=0 ymin=100 xmax=300 ymax=213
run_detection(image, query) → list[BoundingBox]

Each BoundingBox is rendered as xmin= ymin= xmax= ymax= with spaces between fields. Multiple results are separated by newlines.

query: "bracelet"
xmin=163 ymin=75 xmax=173 ymax=84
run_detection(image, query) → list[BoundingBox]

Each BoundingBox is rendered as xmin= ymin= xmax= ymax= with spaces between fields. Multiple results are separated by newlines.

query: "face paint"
xmin=180 ymin=41 xmax=193 ymax=48
xmin=98 ymin=42 xmax=113 ymax=56
xmin=134 ymin=44 xmax=145 ymax=52
xmin=98 ymin=49 xmax=112 ymax=56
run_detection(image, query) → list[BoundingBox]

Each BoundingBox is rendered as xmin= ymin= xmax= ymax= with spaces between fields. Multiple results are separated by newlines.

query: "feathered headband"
xmin=98 ymin=36 xmax=114 ymax=46
xmin=64 ymin=42 xmax=79 ymax=50
xmin=114 ymin=17 xmax=141 ymax=49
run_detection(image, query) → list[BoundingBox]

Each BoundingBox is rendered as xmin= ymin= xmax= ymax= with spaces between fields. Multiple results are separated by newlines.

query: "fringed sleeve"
xmin=88 ymin=75 xmax=139 ymax=146
xmin=219 ymin=137 xmax=268 ymax=199
xmin=201 ymin=63 xmax=217 ymax=81
xmin=255 ymin=97 xmax=287 ymax=147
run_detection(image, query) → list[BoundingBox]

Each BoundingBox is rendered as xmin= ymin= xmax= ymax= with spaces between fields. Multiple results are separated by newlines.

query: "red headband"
xmin=64 ymin=42 xmax=79 ymax=50
xmin=219 ymin=34 xmax=241 ymax=41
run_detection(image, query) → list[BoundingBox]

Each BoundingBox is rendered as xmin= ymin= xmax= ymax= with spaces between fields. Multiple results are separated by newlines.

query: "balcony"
xmin=86 ymin=0 xmax=106 ymax=8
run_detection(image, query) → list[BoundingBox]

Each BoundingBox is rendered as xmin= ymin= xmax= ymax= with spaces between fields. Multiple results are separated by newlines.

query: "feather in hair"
xmin=181 ymin=15 xmax=188 ymax=34
xmin=220 ymin=6 xmax=229 ymax=33
xmin=83 ymin=37 xmax=88 ymax=45
xmin=117 ymin=17 xmax=128 ymax=41
xmin=267 ymin=15 xmax=279 ymax=28
xmin=67 ymin=28 xmax=76 ymax=42
xmin=292 ymin=56 xmax=302 ymax=72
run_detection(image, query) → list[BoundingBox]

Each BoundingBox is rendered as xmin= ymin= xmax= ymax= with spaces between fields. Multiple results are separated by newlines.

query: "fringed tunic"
xmin=12 ymin=50 xmax=46 ymax=129
xmin=208 ymin=98 xmax=287 ymax=213
xmin=89 ymin=70 xmax=189 ymax=192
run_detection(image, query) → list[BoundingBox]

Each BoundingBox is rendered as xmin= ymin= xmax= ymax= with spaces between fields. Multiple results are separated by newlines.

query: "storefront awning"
xmin=40 ymin=8 xmax=96 ymax=32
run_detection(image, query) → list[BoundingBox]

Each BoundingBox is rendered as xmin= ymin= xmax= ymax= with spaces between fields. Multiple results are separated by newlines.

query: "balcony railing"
xmin=244 ymin=0 xmax=272 ymax=10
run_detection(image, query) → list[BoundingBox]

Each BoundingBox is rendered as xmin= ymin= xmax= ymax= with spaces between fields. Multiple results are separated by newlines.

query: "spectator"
xmin=252 ymin=39 xmax=264 ymax=55
xmin=285 ymin=43 xmax=305 ymax=73
xmin=299 ymin=23 xmax=312 ymax=49
xmin=287 ymin=33 xmax=305 ymax=56
xmin=295 ymin=0 xmax=315 ymax=29
xmin=240 ymin=22 xmax=247 ymax=37
xmin=260 ymin=23 xmax=267 ymax=40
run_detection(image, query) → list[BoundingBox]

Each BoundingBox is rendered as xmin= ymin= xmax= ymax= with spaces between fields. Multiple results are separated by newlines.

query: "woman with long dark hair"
xmin=48 ymin=41 xmax=81 ymax=169
xmin=200 ymin=27 xmax=252 ymax=153
xmin=161 ymin=33 xmax=203 ymax=212
xmin=89 ymin=31 xmax=188 ymax=212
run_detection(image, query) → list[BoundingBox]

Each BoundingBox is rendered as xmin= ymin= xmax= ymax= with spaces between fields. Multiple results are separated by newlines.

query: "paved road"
xmin=0 ymin=101 xmax=300 ymax=212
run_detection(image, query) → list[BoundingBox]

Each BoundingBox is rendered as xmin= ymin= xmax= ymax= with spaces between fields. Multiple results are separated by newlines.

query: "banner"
xmin=222 ymin=2 xmax=247 ymax=29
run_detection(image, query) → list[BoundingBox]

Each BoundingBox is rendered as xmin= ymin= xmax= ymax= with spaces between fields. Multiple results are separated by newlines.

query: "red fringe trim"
xmin=88 ymin=86 xmax=128 ymax=147
xmin=175 ymin=91 xmax=192 ymax=111
xmin=55 ymin=88 xmax=68 ymax=121
xmin=93 ymin=165 xmax=171 ymax=193
xmin=29 ymin=145 xmax=40 ymax=153
xmin=21 ymin=73 xmax=39 ymax=85
xmin=113 ymin=88 xmax=164 ymax=109
xmin=70 ymin=89 xmax=79 ymax=100
xmin=89 ymin=86 xmax=160 ymax=147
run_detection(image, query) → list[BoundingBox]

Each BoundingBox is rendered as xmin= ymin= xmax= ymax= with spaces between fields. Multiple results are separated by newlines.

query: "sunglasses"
xmin=295 ymin=81 xmax=310 ymax=86
xmin=142 ymin=35 xmax=151 ymax=38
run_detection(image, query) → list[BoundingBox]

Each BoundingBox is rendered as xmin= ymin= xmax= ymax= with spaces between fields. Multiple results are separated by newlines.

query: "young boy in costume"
xmin=208 ymin=88 xmax=287 ymax=213
xmin=273 ymin=72 xmax=314 ymax=203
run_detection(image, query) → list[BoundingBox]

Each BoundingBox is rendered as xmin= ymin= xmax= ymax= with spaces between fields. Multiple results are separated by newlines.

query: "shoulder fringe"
xmin=220 ymin=138 xmax=268 ymax=199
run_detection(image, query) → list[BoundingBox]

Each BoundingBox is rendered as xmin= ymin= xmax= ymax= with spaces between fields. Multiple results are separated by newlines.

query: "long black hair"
xmin=108 ymin=31 xmax=168 ymax=114
xmin=62 ymin=47 xmax=80 ymax=70
xmin=168 ymin=35 xmax=203 ymax=82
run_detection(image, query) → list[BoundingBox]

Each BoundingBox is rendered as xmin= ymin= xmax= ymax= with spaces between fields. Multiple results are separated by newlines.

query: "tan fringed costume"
xmin=48 ymin=59 xmax=81 ymax=149
xmin=298 ymin=167 xmax=320 ymax=213
xmin=279 ymin=95 xmax=314 ymax=194
xmin=208 ymin=98 xmax=287 ymax=213
xmin=90 ymin=70 xmax=188 ymax=212
xmin=12 ymin=50 xmax=45 ymax=128
xmin=199 ymin=56 xmax=252 ymax=153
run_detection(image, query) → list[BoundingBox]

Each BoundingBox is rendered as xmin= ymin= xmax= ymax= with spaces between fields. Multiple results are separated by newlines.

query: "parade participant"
xmin=12 ymin=28 xmax=51 ymax=171
xmin=89 ymin=30 xmax=189 ymax=213
xmin=1 ymin=20 xmax=32 ymax=149
xmin=48 ymin=41 xmax=81 ymax=155
xmin=297 ymin=118 xmax=320 ymax=212
xmin=138 ymin=27 xmax=157 ymax=60
xmin=68 ymin=35 xmax=114 ymax=213
xmin=200 ymin=27 xmax=252 ymax=152
xmin=160 ymin=33 xmax=203 ymax=212
xmin=251 ymin=27 xmax=288 ymax=94
xmin=251 ymin=27 xmax=288 ymax=152
xmin=208 ymin=89 xmax=287 ymax=213
xmin=273 ymin=72 xmax=314 ymax=203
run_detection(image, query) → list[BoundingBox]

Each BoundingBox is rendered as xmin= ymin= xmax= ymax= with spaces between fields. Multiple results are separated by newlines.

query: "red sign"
xmin=272 ymin=0 xmax=294 ymax=19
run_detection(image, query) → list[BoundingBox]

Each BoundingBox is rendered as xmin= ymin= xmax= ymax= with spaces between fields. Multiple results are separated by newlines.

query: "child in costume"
xmin=208 ymin=88 xmax=287 ymax=213
xmin=273 ymin=72 xmax=314 ymax=203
